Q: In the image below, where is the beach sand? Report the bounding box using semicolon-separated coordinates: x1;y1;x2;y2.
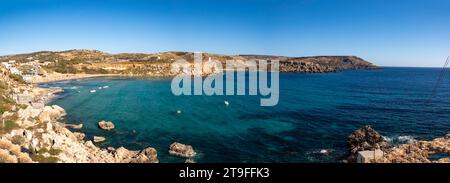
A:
31;73;124;83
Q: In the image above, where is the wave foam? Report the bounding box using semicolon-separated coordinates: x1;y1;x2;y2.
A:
397;135;416;144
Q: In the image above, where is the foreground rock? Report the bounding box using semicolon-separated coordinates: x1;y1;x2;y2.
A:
17;105;66;128
0;138;34;163
169;142;196;158
380;134;450;163
98;120;115;131
0;65;160;163
347;126;389;163
347;126;450;163
2;123;159;163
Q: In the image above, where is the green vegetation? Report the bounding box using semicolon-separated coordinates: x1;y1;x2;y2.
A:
17;65;33;72
0;103;9;114
130;58;173;64
37;147;62;156
9;73;25;83
0;80;11;115
81;67;109;74
31;154;59;163
42;59;81;74
0;95;15;115
0;96;11;114
31;147;62;163
11;135;25;145
0;80;7;90
0;120;19;134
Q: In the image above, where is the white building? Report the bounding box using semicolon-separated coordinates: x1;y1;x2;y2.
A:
12;93;33;105
22;76;33;83
2;62;11;69
41;61;52;66
10;67;22;75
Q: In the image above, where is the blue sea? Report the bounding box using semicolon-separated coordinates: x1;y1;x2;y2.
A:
40;67;450;163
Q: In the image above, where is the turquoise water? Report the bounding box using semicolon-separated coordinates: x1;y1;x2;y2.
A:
41;67;450;162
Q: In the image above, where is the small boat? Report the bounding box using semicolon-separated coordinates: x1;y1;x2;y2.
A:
90;90;96;93
224;100;229;106
176;110;182;114
319;149;332;155
103;86;109;89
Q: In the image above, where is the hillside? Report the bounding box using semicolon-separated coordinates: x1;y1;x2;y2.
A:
0;50;379;80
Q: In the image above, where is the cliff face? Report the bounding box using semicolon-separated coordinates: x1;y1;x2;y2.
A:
240;55;378;73
280;56;378;73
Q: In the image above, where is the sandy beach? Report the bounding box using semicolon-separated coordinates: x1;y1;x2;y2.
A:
31;73;124;83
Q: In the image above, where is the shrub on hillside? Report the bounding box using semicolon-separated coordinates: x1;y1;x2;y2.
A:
9;74;25;83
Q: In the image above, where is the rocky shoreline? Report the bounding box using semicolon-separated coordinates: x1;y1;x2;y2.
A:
1;66;198;163
1;61;448;163
347;126;450;163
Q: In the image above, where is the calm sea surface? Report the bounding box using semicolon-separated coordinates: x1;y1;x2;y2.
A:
41;67;450;162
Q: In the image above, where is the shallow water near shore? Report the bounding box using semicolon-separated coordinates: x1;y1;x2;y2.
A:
40;67;450;162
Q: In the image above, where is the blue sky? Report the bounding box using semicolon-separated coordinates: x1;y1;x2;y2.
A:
0;0;449;67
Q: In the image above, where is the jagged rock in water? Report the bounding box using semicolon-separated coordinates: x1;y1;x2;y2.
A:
114;146;158;163
133;147;158;163
347;126;389;163
169;142;196;158
65;123;83;129
93;136;106;143
98;120;115;131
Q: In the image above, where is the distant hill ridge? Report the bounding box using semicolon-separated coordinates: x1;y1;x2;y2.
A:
0;49;378;74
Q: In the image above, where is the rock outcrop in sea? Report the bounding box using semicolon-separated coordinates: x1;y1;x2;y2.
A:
169;142;196;158
113;146;158;163
347;126;389;163
93;136;106;143
98;120;115;131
